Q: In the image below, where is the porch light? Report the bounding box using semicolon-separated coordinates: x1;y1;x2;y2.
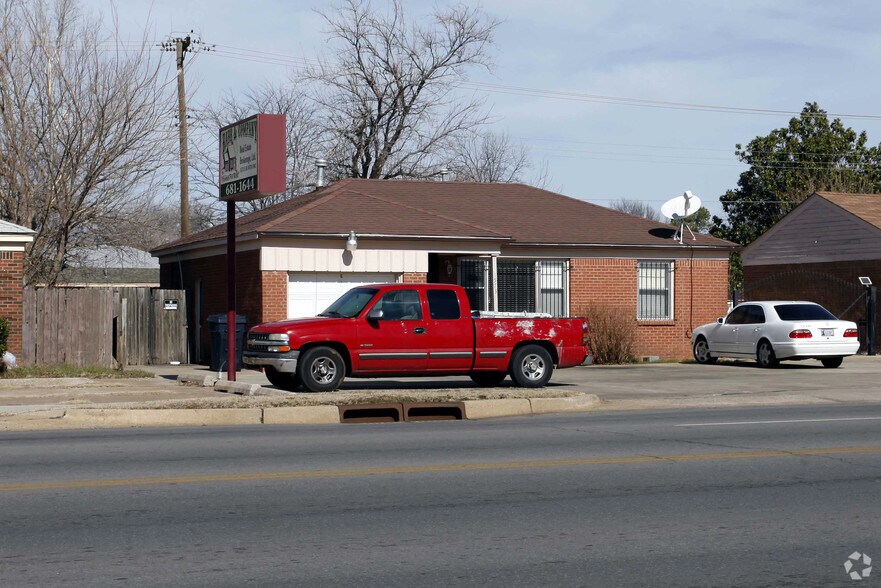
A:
345;230;358;252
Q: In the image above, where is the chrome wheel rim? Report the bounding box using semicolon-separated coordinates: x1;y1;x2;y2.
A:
311;357;337;384
758;344;772;366
521;354;546;381
695;340;710;362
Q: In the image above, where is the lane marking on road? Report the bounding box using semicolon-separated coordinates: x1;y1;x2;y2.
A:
4;445;881;493
675;417;881;427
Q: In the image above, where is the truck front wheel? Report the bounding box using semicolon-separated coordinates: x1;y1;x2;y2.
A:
264;367;301;392
510;345;554;387
298;346;346;392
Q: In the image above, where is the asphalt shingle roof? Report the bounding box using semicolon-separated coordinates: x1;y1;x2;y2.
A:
816;192;881;230
0;219;36;235
154;179;736;253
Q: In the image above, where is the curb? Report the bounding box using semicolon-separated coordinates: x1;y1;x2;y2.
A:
178;374;217;388
0;394;603;431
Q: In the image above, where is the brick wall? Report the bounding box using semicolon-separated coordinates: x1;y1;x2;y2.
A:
403;272;428;283
745;260;880;347
569;257;729;360
0;251;25;356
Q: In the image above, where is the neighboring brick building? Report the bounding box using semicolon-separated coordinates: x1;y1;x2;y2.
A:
743;192;881;348
153;179;735;362
0;220;35;357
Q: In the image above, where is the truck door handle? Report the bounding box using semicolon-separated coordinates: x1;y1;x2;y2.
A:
413;327;426;334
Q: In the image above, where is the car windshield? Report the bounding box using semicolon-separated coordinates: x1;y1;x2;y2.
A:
318;287;378;318
774;303;838;321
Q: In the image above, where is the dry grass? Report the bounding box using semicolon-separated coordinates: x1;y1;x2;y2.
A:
0;365;154;380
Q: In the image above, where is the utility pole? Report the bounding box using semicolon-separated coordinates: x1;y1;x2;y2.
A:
176;35;191;237
161;32;212;237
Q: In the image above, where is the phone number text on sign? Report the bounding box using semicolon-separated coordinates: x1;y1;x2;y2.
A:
223;176;256;198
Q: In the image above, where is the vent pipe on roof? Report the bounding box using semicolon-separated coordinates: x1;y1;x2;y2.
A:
316;158;328;187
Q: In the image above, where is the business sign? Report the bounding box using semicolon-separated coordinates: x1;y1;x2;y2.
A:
219;114;286;201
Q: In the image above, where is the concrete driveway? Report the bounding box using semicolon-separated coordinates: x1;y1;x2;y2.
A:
550;355;881;410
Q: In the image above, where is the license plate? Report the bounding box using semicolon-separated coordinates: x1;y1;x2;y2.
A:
821;328;834;337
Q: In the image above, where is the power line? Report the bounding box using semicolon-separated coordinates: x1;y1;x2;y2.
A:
103;40;881;125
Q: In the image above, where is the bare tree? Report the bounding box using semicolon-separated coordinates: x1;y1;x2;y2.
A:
304;0;498;180
190;82;325;220
609;198;662;222
447;131;531;183
0;0;174;285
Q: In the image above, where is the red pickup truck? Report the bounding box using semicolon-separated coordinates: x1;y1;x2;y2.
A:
243;283;588;392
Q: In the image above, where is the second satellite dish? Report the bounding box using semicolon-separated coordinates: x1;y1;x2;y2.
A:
661;190;701;244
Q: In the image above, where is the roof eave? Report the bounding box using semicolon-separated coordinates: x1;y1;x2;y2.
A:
505;241;739;251
257;231;510;241
152;231;510;258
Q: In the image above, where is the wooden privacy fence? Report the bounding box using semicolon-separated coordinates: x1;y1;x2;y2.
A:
21;287;188;367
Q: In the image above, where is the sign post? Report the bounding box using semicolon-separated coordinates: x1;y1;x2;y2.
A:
218;114;286;381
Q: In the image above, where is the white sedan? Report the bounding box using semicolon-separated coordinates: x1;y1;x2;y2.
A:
691;301;860;368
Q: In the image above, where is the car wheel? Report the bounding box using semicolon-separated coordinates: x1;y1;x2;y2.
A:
298;346;346;392
264;366;301;391
692;337;717;364
821;357;843;369
470;372;507;387
510;345;554;388
756;340;779;368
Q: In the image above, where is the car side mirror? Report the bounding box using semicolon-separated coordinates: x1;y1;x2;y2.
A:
367;308;384;321
717;317;724;324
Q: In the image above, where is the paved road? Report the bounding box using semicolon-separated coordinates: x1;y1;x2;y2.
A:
3;404;881;586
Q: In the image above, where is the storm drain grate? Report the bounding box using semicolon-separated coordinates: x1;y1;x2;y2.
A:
338;403;402;423
403;402;465;421
338;402;467;423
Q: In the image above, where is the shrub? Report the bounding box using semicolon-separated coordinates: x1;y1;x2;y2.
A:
584;306;637;365
0;317;8;372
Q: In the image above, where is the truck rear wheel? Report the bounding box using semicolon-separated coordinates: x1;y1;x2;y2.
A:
510;345;554;388
264;367;301;392
470;372;507;387
298;346;346;392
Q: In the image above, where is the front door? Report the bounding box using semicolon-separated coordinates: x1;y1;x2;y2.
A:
355;288;428;373
714;305;748;353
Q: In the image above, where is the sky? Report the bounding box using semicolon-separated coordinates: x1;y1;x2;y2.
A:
83;0;881;220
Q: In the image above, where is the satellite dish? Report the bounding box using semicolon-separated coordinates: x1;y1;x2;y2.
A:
660;190;701;243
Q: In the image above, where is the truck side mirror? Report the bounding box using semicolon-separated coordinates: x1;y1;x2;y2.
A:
717;317;724;324
367;308;384;321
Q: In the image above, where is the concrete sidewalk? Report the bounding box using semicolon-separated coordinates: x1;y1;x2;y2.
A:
1;356;879;430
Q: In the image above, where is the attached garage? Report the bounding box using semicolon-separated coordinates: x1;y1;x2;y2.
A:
287;272;398;318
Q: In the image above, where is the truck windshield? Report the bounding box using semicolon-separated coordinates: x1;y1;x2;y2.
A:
319;288;378;318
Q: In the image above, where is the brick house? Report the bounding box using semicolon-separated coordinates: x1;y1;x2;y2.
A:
153;179;736;362
742;191;881;347
0;220;35;357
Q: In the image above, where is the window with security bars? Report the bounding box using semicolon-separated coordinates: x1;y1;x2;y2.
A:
637;261;673;320
497;260;535;312
458;258;491;312
457;258;567;316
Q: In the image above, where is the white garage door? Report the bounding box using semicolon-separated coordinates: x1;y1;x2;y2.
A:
287;272;398;319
